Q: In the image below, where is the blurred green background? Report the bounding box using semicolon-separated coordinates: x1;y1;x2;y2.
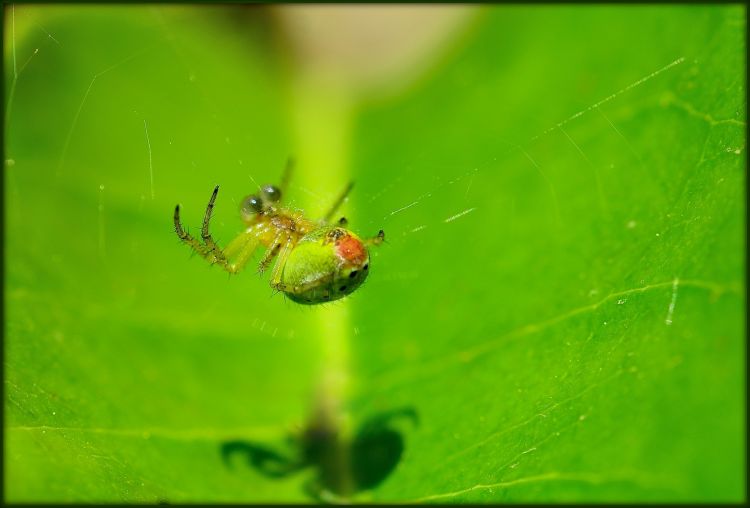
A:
3;4;745;503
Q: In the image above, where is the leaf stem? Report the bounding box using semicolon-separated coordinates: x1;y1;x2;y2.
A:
287;75;356;498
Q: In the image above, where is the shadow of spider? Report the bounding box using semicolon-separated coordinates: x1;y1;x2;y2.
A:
220;407;418;502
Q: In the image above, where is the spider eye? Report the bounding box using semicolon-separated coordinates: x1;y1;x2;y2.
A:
241;195;264;215
261;184;282;202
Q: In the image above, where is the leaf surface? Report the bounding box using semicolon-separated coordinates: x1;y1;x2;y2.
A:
4;5;744;502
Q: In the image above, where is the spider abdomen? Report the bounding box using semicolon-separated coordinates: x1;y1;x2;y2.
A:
281;226;370;305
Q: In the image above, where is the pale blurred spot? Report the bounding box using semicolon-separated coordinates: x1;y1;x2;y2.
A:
274;5;477;97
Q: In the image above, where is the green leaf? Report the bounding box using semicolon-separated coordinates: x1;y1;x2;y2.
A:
5;5;744;503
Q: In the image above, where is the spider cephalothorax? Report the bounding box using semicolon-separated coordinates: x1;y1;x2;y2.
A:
174;161;384;304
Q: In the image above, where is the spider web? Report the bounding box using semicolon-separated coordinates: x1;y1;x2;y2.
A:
4;4;745;503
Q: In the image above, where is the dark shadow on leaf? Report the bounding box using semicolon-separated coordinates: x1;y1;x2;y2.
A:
220;406;418;501
221;441;304;478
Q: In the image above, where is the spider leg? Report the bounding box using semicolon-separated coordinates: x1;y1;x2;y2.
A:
257;232;285;275
175;187;252;274
201;185;227;264
174;204;223;264
364;229;385;246
269;235;296;290
224;228;257;259
228;235;260;274
322;182;354;223
279;157;294;195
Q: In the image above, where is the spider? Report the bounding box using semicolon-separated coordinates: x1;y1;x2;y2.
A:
173;160;385;305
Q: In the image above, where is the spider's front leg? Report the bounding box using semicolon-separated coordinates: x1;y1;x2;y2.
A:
174;200;225;268
223;230;261;275
174;204;208;259
175;186;257;274
200;185;227;264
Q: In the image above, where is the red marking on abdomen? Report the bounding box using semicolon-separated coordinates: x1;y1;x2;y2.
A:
336;235;367;265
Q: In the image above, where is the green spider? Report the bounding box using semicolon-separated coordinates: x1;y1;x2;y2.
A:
173;161;384;304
